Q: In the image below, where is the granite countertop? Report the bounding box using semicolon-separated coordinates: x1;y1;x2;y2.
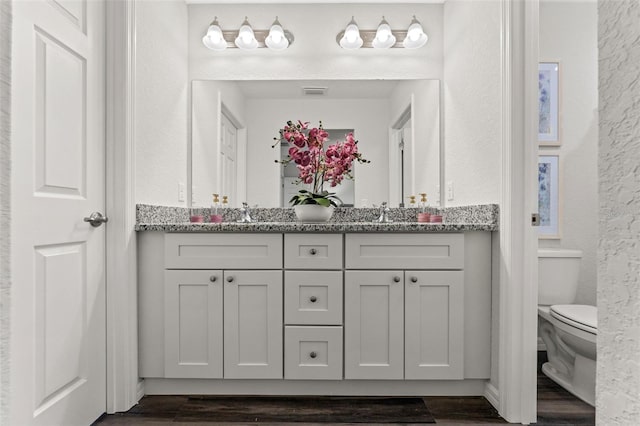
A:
135;221;496;233
134;204;499;233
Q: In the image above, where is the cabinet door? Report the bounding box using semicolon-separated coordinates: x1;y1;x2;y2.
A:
224;270;283;379
344;271;404;379
405;271;464;379
164;270;223;378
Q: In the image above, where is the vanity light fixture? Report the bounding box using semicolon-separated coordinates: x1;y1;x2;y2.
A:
336;15;428;49
202;17;227;51
235;17;258;50
402;15;428;49
202;16;294;51
338;17;363;50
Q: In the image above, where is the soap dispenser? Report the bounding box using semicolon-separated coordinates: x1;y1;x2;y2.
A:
221;195;229;218
210;193;222;223
407;195;416;208
418;193;430;223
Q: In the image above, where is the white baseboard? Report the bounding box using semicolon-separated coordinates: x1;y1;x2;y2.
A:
537;337;546;351
484;382;500;411
136;379;145;403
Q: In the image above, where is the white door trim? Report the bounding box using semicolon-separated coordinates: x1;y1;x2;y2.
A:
105;0;141;413
496;0;539;423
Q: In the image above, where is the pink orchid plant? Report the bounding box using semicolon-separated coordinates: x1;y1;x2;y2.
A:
275;120;369;207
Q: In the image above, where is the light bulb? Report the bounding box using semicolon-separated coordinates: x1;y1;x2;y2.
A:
402;16;428;49
372;17;396;49
265;17;291;50
209;30;221;43
409;27;421;41
202;18;227;51
346;25;358;43
235;17;258;50
338;17;362;50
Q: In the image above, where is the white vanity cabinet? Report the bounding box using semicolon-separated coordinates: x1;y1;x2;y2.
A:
138;230;492;395
344;234;465;380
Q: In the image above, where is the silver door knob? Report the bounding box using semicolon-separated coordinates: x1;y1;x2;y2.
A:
309;351;317;359
210;276;217;282
393;276;401;283
310;296;317;303
226;276;234;283
410;277;418;283
309;248;317;255
83;212;108;227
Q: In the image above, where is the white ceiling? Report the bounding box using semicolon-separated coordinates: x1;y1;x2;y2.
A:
234;79;403;99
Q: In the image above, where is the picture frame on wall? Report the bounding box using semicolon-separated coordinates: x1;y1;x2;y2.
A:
538;62;561;145
538;154;561;239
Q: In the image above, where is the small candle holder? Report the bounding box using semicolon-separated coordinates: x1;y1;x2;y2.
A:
189;208;204;223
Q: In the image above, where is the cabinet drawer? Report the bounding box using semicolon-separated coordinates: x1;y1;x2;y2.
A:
284;326;343;380
165;233;282;269
345;233;464;270
284;271;342;325
284;234;342;269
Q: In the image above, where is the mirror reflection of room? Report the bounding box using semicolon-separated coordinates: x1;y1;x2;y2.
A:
190;80;441;208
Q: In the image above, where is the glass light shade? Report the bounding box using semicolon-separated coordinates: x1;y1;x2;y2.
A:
372;18;396;49
339;18;363;49
265;17;289;50
234;17;258;50
202;19;227;51
402;17;428;49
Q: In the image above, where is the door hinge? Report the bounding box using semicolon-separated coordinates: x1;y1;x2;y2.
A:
531;213;540;227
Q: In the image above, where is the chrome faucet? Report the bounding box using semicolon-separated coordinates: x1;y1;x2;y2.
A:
238;202;252;223
377;202;392;223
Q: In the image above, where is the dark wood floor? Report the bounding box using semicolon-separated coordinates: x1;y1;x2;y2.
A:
94;353;595;425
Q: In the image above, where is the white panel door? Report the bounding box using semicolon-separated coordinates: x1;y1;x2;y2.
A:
164;270;223;378
344;271;404;380
220;112;237;205
10;1;106;425
405;271;464;379
224;270;283;379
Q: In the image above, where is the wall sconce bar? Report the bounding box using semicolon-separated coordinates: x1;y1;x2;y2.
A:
336;15;428;50
203;16;294;50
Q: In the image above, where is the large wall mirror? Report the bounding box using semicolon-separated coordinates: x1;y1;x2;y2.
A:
190;79;441;208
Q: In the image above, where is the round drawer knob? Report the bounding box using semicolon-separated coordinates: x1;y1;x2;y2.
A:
226;276;234;283
209;275;217;282
309;351;317;359
410;277;418;283
309;248;317;255
393;276;401;283
310;296;317;303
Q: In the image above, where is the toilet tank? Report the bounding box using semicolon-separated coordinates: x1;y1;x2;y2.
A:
538;248;582;305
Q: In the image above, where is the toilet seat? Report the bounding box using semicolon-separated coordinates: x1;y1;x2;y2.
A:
550;304;597;335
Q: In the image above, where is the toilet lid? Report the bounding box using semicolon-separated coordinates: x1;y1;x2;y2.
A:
550;304;597;334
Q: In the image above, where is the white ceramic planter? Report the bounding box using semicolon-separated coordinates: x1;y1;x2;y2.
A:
294;204;335;223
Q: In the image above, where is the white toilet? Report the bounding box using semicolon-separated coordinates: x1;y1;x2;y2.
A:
538;248;597;406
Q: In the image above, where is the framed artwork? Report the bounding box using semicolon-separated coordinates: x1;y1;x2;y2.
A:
538;62;560;145
538;154;561;239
